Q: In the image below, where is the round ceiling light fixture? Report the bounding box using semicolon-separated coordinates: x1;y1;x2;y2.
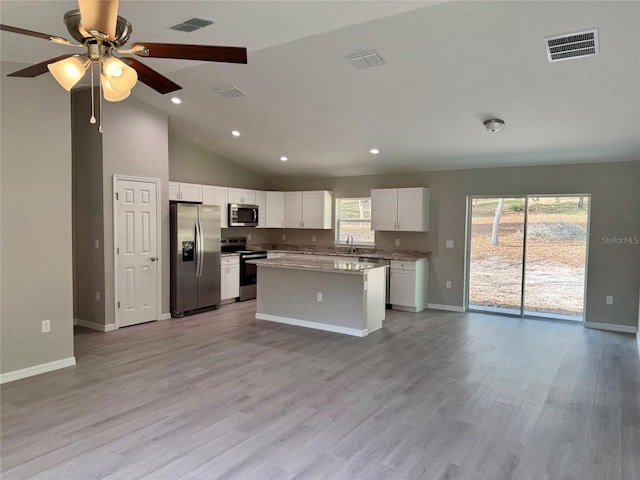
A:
280;156;288;162
170;97;182;104
484;119;505;133
231;130;241;137
369;148;380;155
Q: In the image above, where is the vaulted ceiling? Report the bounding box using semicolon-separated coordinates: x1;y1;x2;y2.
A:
2;1;639;177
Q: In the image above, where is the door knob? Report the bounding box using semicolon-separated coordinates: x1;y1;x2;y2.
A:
149;257;158;261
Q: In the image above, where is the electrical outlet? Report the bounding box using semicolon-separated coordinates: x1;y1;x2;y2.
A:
606;296;613;305
42;320;51;333
446;281;452;289
282;234;286;241
395;239;400;247
446;240;454;248
312;235;317;242
247;233;252;241
317;292;323;302
95;291;100;302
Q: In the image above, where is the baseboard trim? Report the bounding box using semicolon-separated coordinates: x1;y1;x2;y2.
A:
0;357;76;384
75;319;117;332
428;303;465;313
585;322;637;334
256;313;368;337
159;313;171;321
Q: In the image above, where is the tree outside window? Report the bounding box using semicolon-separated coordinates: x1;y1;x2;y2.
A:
335;198;374;245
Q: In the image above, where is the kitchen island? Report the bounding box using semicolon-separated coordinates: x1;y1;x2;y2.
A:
248;257;388;337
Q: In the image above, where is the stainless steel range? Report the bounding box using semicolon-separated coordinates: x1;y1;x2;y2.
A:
221;237;267;301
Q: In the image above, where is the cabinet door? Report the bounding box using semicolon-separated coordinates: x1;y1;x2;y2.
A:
371;189;399;231
255;191;266;228
228;188;256;205
179;183;203;203
220;265;228;300
302;191;331;229
202;185;215;205
228;188;244;205
390;269;416;306
266;191;284;228
242;189;256;205
284;192;303;228
214;186;228;228
168;181;180;201
228;264;240;298
397;188;427;231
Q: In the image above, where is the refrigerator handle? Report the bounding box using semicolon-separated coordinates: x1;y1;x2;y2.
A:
195;220;202;277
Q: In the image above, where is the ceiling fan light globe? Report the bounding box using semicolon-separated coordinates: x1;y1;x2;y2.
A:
101;75;130;102
102;57;137;91
47;55;89;91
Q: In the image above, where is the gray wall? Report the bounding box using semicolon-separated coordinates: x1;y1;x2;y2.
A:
169;133;270;190
270;161;640;328
102;97;170;320
1;62;75;374
72;89;105;325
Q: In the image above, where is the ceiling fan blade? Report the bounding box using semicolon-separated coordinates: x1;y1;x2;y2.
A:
120;57;182;94
6;54;76;78
77;0;119;40
131;43;247;64
1;24;72;44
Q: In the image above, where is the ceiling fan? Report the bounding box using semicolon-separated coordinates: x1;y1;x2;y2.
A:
1;0;247;127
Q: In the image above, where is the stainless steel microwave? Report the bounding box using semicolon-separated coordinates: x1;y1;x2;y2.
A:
228;204;259;227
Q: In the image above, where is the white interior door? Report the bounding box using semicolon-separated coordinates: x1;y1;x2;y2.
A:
116;178;159;327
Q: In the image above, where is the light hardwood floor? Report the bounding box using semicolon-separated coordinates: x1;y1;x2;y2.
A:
1;302;639;480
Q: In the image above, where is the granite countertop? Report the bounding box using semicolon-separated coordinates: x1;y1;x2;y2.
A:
247;244;431;261
247;257;389;273
221;252;240;257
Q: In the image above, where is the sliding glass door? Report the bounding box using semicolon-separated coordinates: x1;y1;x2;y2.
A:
466;195;589;322
468;197;526;315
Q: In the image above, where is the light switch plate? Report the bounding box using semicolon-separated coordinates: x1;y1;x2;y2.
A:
446;240;454;248
606;296;613;305
312;235;317;242
395;239;400;247
446;281;452;289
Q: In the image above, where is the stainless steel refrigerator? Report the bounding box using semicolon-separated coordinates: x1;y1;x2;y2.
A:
170;203;221;317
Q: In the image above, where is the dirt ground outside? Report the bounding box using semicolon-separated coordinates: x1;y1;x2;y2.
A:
469;197;588;318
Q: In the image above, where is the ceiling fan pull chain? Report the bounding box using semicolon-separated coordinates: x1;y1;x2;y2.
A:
98;73;104;134
89;62;97;125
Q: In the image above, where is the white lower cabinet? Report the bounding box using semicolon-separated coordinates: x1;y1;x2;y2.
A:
221;256;240;301
390;259;428;312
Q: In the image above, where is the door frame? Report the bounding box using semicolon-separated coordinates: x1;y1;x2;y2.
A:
464;194;591;323
112;175;162;329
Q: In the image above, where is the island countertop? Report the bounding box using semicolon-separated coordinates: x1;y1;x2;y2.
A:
248;257;388;273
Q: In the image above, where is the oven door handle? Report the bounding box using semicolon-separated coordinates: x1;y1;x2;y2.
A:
241;254;267;260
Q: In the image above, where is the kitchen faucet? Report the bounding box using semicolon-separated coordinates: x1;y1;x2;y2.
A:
347;235;356;254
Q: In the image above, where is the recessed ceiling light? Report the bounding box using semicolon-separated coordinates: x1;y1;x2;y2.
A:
369;148;380;155
280;156;288;162
231;130;241;137
170;97;182;104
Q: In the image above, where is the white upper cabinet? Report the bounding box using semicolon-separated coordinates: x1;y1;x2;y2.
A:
202;185;229;228
371;187;430;231
266;191;285;228
302;191;332;229
168;182;203;203
284;191;332;229
228;188;256;205
284;192;303;228
255;190;267;228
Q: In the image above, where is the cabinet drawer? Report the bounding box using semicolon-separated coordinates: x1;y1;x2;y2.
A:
390;260;417;270
221;256;239;266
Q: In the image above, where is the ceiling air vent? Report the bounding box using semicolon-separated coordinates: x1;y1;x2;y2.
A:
214;85;247;99
545;29;599;62
346;50;386;70
166;17;215;33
